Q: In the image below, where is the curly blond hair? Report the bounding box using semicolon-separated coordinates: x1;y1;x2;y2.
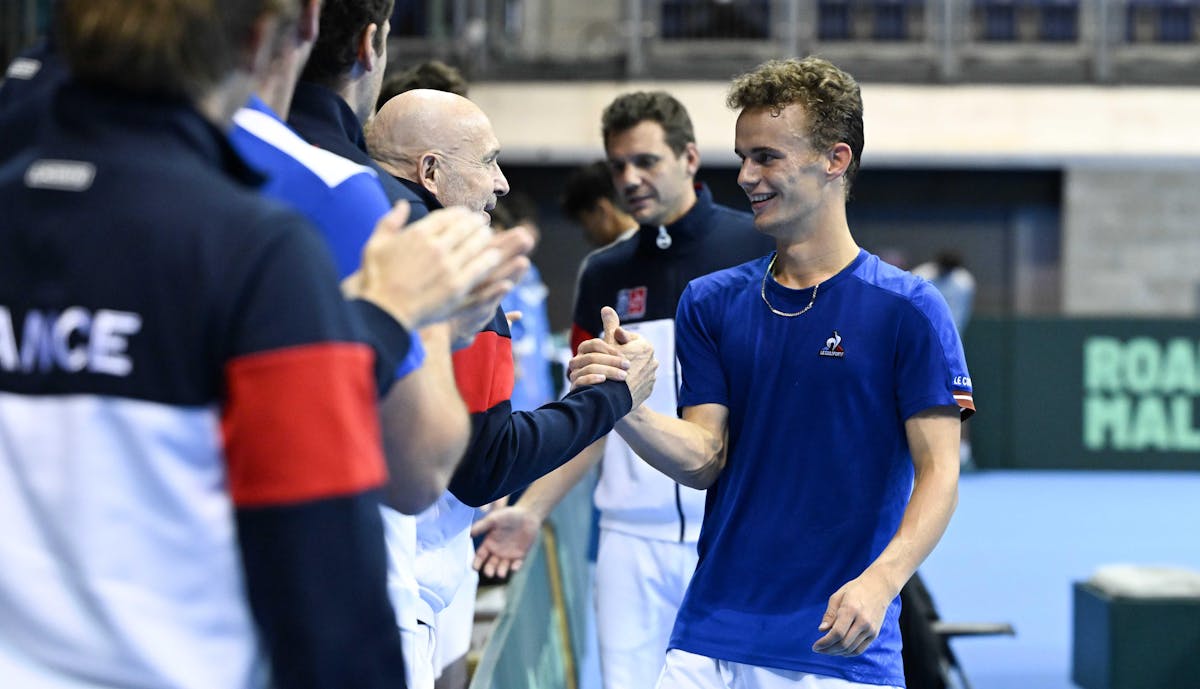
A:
727;57;864;196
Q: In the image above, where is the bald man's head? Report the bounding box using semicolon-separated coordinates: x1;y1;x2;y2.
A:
367;88;510;214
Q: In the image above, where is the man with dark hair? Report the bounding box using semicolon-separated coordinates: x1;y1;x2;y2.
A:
0;1;494;687
287;0;407;201
377;59;469;111
561;160;638;248
600;90;697;158
472;90;771;689
571;57;971;689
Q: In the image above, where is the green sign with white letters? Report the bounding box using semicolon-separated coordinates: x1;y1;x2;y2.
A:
967;319;1200;470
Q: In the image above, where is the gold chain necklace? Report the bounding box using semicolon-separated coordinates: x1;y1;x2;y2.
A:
760;253;818;317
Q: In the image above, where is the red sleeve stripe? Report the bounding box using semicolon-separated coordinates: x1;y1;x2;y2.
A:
569;323;596;356
221;343;387;507
452;330;515;415
954;389;976;418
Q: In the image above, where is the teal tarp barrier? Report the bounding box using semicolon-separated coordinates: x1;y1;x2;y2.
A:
470;468;599;689
469;536;568;689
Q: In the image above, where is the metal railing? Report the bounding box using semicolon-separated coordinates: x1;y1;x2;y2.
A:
391;0;1200;83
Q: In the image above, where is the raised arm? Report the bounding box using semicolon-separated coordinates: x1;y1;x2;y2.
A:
612;402;728;490
348;205;535;512
812;406;961;657
444;305;656;507
568;307;729;490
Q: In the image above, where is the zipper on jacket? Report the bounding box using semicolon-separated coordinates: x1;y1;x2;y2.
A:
675;483;686;542
655;225;672;250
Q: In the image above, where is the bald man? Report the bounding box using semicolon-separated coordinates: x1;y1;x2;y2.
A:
368;89;508;224
365;89;658;687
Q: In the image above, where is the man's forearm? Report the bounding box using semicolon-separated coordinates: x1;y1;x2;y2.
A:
379;323;469;514
513;438;607;520
862;412;960;595
614;405;725;490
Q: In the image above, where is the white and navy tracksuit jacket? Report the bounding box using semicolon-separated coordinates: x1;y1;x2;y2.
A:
0;82;410;689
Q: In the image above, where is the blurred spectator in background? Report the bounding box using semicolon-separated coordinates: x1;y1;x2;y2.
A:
495;193;557;412
912;250;975;335
913;250;977;469
378;59;469;111
562;160;639;248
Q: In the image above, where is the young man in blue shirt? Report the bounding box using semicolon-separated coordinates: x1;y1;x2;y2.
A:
572;57;973;689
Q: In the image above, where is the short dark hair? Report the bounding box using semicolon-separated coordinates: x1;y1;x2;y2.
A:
561;161;618;220
300;0;394;87
376;59;468;109
601;91;695;156
727;56;864;196
58;0;292;101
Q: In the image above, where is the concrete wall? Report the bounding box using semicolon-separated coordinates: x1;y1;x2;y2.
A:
472;81;1200;166
473;81;1200;318
1063;167;1200;316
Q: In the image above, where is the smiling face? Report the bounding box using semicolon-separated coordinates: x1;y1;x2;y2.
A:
734;103;838;237
432;112;510;215
604;120;698;228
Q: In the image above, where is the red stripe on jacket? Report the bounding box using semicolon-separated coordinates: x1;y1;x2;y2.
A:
453;329;515;415
222;343;387;507
569;323;596;356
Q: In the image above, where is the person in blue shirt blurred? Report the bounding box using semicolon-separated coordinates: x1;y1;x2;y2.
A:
493;195;557;413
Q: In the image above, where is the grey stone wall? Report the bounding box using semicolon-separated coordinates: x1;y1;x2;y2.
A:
1064;167;1200;316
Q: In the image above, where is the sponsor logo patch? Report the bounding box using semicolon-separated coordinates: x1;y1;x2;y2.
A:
615;286;648;320
818;330;846;358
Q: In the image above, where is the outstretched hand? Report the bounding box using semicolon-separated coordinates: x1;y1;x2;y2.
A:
470;505;541;580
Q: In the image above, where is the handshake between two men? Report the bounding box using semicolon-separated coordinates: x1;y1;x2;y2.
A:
569;306;658;410
342;200;658;405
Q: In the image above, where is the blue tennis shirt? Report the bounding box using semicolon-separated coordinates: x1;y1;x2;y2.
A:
671;249;974;686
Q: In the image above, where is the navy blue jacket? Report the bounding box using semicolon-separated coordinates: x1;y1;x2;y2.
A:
0;82;407;689
287;81;409;203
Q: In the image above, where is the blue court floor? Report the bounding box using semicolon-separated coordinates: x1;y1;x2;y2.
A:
920;470;1200;689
